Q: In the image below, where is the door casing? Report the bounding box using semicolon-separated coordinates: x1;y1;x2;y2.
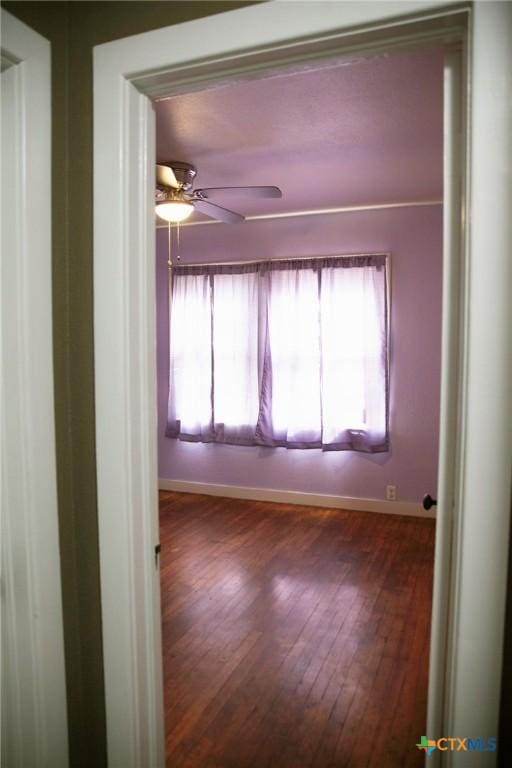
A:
93;2;512;766
1;10;68;768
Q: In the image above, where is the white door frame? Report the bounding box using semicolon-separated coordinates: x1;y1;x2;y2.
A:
1;10;69;768
93;2;512;766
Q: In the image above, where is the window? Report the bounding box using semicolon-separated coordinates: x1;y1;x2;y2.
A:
166;256;389;452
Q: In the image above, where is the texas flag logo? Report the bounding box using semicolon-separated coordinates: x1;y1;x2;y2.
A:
417;736;437;755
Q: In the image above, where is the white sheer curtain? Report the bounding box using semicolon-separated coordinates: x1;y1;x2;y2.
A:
167;256;389;452
167;273;212;438
212;271;260;440
261;267;322;443
167;267;260;443
319;264;388;449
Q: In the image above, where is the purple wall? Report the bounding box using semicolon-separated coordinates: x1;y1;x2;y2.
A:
156;205;442;502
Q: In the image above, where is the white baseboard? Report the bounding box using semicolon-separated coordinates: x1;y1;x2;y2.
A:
158;478;435;519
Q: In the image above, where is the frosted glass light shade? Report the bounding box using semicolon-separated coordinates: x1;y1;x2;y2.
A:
156;200;194;222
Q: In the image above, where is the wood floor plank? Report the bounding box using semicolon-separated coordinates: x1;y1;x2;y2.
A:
160;491;435;768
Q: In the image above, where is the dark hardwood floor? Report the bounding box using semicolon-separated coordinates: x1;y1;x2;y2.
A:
159;491;435;768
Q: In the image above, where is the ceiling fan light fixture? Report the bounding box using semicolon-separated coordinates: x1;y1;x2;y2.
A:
155;200;194;223
155;160;282;224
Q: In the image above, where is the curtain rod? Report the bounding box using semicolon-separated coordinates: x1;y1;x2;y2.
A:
170;251;390;268
157;199;442;229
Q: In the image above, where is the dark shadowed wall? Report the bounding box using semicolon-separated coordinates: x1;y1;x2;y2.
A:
1;3;258;766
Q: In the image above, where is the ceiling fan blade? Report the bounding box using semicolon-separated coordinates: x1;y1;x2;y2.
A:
195;185;282;199
156;164;179;189
193;198;244;224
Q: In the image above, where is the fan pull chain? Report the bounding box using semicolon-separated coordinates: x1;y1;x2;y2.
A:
167;221;181;269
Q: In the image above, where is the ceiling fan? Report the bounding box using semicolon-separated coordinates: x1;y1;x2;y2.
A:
155;161;282;224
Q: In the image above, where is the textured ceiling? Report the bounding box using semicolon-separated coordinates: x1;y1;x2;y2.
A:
155;47;444;223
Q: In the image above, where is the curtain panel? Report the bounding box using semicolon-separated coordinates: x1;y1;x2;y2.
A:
166;256;389;452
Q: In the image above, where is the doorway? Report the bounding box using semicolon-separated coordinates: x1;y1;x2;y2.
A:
154;44;443;766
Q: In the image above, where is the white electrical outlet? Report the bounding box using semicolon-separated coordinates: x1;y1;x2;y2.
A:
386;485;397;501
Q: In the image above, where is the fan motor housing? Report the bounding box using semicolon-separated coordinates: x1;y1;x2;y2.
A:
161;161;197;191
